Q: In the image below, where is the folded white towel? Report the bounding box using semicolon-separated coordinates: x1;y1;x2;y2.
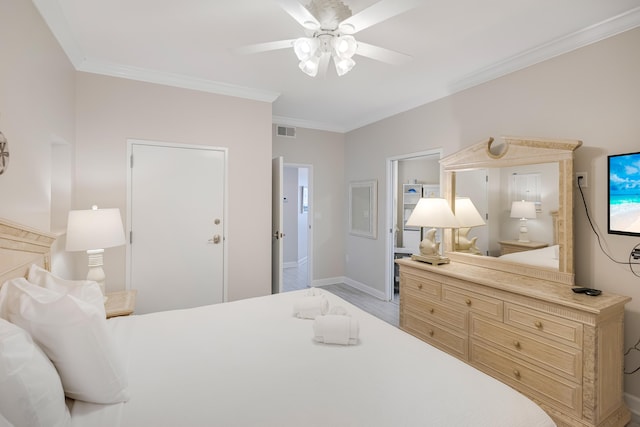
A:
293;295;329;319
313;314;359;346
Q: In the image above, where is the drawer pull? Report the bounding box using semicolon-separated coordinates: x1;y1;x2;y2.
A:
429;308;434;314
465;298;472;306
513;340;521;349
513;369;521;379
534;320;543;329
418;283;423;290
428;330;434;337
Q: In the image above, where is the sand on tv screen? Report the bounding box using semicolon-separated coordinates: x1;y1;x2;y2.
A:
608;151;640;236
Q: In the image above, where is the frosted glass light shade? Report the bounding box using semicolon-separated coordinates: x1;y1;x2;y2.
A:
406;198;460;229
66;207;126;252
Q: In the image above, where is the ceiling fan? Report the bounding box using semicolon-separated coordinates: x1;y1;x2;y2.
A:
234;0;422;77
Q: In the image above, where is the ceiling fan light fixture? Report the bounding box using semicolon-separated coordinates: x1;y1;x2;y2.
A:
293;37;318;61
299;55;320;77
334;56;355;76
332;35;357;59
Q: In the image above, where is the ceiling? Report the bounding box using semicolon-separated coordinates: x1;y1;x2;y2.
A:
34;0;640;133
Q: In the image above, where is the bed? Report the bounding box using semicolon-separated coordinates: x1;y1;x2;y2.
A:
498;244;559;269
0;217;555;427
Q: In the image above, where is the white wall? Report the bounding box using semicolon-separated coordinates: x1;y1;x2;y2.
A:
0;0;75;232
74;73;273;301
345;27;640;399
283;166;299;265
273;126;345;282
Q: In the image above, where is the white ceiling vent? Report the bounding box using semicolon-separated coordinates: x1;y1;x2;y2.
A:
276;125;296;138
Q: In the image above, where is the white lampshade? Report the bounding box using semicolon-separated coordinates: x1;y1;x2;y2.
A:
406;198;460;229
455;197;485;228
510;200;536;220
66;207;126;252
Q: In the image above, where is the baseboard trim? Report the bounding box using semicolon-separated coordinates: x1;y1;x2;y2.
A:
625;393;640;423
313;276;387;301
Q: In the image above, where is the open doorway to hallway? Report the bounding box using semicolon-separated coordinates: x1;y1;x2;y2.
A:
282;164;312;292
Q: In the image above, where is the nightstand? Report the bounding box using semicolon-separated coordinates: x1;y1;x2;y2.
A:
498;240;548;255
105;290;137;318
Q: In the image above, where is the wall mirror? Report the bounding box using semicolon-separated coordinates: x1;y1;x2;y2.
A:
349;180;377;239
441;136;582;285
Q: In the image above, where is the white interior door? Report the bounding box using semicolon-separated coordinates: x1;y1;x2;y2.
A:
128;141;226;314
272;156;283;294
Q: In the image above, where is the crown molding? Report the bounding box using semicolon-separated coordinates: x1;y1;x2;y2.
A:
77;58;280;103
449;6;640;94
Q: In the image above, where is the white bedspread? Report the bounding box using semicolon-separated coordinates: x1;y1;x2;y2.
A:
499;244;559;270
70;290;555;427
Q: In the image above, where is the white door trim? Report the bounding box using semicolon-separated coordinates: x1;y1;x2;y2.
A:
125;138;229;302
385;149;442;301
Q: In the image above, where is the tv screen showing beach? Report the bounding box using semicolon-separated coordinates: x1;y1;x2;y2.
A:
608;151;640;236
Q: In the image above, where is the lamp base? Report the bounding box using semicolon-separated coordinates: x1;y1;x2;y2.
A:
411;254;450;265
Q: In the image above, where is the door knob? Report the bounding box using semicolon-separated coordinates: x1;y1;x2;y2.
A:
208;235;221;244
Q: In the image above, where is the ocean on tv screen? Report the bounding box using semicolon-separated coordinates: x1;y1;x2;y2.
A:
609;152;640;234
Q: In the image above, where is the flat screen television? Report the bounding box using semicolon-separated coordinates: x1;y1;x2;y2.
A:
608;151;640;236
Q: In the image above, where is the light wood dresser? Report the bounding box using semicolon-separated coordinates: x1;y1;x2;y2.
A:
397;258;631;427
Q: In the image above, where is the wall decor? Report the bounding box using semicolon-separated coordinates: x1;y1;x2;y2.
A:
349;180;377;239
0;131;8;175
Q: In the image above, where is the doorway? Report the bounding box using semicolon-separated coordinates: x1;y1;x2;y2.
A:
282;164;312;292
126;140;227;314
386;150;442;302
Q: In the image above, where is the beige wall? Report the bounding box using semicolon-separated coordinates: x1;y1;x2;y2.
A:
75;73;273;301
0;0;75;231
346;27;640;398
273;126;346;282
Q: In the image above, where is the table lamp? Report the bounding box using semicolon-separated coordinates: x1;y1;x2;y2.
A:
405;197;459;265
454;197;485;255
510;200;536;242
66;206;126;295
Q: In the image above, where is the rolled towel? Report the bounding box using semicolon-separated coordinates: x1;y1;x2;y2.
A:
313;315;359;345
293;295;329;319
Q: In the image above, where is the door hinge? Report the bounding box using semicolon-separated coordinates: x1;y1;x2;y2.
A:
130;154;133;168
129;231;133;244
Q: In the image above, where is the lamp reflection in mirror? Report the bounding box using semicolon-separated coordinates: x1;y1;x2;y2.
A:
405;198;459;265
66;206;126;295
510;200;537;243
454;197;485;255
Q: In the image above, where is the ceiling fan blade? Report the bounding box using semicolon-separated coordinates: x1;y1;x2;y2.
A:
317;52;331;78
274;0;320;30
355;42;412;65
339;0;422;34
232;39;296;55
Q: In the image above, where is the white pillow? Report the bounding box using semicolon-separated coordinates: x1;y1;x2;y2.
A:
0;278;129;404
27;264;106;318
0;318;70;427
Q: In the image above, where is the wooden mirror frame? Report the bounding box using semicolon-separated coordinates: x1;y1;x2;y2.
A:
441;136;582;285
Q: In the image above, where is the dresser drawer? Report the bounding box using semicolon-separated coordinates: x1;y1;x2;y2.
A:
402;312;468;360
471;341;582;417
471;315;582;381
404;294;467;331
401;272;441;299
504;303;583;348
442;285;503;320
